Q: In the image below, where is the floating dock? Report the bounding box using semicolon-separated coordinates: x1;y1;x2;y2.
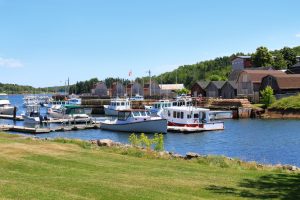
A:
0;123;100;134
0;114;24;121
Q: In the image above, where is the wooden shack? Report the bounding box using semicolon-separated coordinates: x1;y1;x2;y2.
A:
205;81;226;98
191;81;209;97
220;81;237;99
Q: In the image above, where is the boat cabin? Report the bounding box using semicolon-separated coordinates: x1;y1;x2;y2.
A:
109;98;131;109
162;106;211;127
117;110;151;121
25;105;40;117
63;105;86;115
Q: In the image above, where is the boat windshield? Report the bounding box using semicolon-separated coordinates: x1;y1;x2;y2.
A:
118;111;131;120
65;108;85;115
132;111;141;117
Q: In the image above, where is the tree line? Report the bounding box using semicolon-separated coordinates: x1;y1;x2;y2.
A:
2;46;299;94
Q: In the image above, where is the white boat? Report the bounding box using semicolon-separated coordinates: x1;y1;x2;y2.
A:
22;105;41;124
100;110;167;133
129;94;144;101
0;93;14;115
161;106;224;132
145;98;192;116
104;98;131;116
48;105;91;122
23;95;38;107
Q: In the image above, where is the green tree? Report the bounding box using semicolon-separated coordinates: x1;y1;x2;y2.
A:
208;74;222;81
251;46;273;67
260;86;276;108
272;53;287;70
279;47;297;68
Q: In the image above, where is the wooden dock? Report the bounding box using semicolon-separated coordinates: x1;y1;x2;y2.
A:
0;123;100;134
0;114;24;121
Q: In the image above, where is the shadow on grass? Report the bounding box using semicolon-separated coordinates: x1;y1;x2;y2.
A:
206;173;300;199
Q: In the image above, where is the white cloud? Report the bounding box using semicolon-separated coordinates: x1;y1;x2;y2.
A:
296;33;300;38
0;57;24;68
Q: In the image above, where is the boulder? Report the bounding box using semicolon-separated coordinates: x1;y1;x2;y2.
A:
90;140;97;145
186;152;200;159
97;139;114;147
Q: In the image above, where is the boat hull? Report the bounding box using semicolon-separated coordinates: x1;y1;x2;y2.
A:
23;116;40;124
0;107;14;115
167;121;224;133
100;119;167;133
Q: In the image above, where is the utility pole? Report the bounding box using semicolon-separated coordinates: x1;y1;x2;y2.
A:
176;69;178;84
147;70;152;96
67;77;70;94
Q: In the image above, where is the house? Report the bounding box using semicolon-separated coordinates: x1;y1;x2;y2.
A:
110;82;125;97
231;56;253;71
143;82;161;97
205;81;226;98
220;81;237;99
236;70;286;103
191;81;209;97
260;74;300;98
159;84;184;96
126;82;143;97
286;62;300;74
91;82;108;97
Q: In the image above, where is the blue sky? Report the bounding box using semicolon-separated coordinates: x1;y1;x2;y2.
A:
0;0;300;87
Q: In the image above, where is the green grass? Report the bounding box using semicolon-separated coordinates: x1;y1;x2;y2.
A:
0;133;299;200
269;94;300;110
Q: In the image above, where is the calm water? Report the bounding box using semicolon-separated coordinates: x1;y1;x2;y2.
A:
2;95;300;166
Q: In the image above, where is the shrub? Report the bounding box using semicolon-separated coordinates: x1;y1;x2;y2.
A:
260;86;276;108
128;133;164;152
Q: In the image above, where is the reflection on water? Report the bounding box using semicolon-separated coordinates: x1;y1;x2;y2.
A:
1;95;300;167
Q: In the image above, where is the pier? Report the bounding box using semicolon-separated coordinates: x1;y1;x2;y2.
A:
0;114;24;121
0;123;100;134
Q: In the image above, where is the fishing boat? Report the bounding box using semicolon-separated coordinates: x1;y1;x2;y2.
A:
145;98;192;116
48;105;91;122
129;94;144;101
104;98;131;116
161;106;224;132
100;109;167;133
0;93;14;115
22;105;42;124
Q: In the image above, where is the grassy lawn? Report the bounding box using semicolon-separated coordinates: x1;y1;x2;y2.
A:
270;94;300;110
0;132;299;200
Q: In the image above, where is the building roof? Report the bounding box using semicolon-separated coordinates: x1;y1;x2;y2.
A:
209;81;226;89
236;56;251;59
196;81;210;89
228;70;242;81
226;81;237;89
239;70;286;83
264;74;300;89
159;84;184;90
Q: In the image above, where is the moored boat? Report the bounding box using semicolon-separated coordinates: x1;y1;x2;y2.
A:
22;105;42;124
161;106;224;132
48;105;91;122
0;93;14;115
104;98;131;116
100;109;167;133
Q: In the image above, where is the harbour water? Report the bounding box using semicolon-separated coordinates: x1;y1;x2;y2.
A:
1;95;300;166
